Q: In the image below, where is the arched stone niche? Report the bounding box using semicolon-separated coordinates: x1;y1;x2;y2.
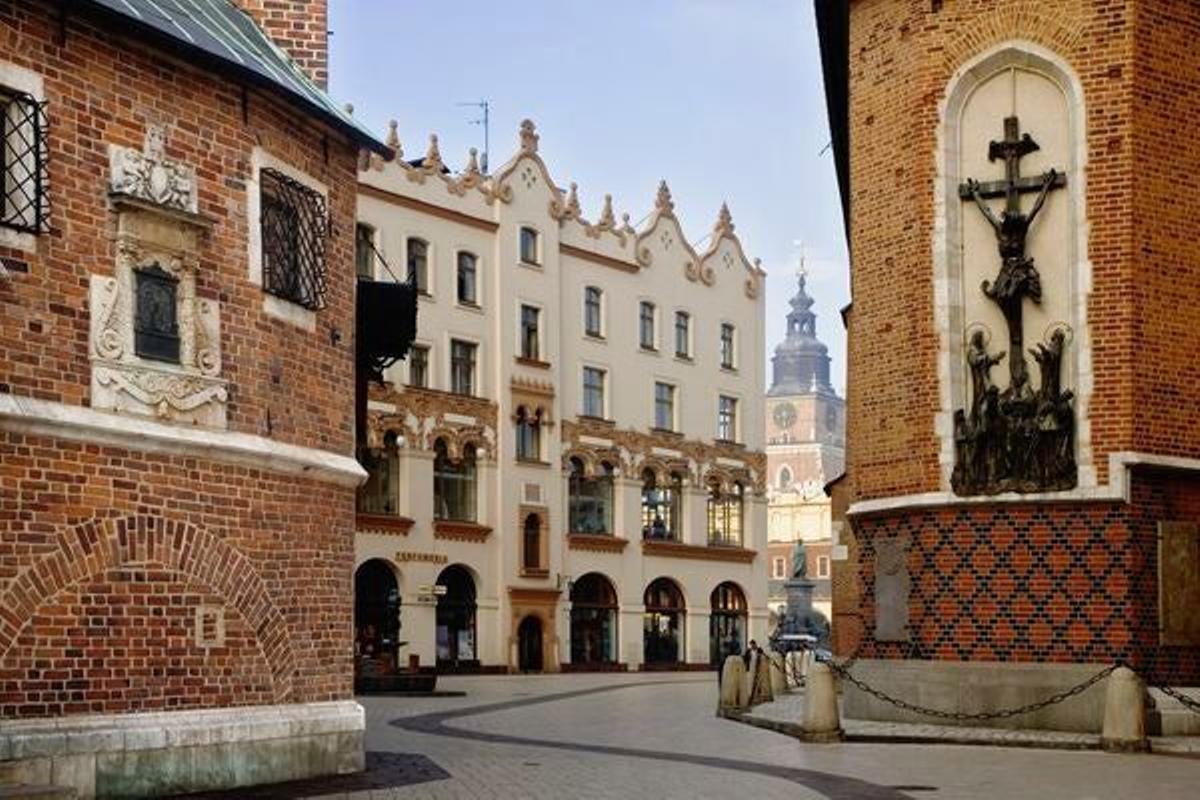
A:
934;41;1093;493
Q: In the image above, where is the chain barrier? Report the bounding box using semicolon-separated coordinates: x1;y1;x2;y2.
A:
1153;682;1200;716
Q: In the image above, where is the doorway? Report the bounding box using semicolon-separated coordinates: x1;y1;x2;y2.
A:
517;615;543;672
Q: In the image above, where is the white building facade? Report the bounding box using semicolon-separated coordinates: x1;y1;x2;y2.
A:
353;120;769;674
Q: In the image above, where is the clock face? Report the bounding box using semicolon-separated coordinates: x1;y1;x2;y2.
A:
773;402;796;430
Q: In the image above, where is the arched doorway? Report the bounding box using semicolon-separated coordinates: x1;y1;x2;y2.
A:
570;573;618;666
517;615;543;672
709;582;747;665
354;559;401;679
436;564;477;668
643;577;685;666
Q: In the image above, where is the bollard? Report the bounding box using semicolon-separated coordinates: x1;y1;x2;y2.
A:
748;650;774;706
719;654;747;712
1101;666;1149;752
768;650;787;696
802;660;844;742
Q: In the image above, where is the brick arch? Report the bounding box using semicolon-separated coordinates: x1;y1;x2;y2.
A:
935;3;1088;80
0;514;297;703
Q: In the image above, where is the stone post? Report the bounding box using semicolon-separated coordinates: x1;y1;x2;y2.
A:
719;654;747;711
802;660;843;742
1101;666;1149;752
769;650;788;696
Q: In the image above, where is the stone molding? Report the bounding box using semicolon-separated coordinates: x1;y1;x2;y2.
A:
367;383;497;461
566;533;629;553
0;393;367;487
355;513;415;536
846;450;1200;517
432;520;492;542
641;540;757;564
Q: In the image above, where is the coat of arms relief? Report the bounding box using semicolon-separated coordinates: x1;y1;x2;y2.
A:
89;125;228;427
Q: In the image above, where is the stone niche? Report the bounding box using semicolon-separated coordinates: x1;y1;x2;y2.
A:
90;126;227;427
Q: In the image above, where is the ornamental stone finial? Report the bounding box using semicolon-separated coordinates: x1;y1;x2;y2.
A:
565;182;581;216
464;147;481;177
424;134;443;171
599;194;616;227
714;202;735;236
621;212;635;234
655;179;674;214
385;119;400;151
519;119;539;154
343;103;354;116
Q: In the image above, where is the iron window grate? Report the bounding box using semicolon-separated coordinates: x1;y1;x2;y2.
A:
260;167;328;310
1;89;49;235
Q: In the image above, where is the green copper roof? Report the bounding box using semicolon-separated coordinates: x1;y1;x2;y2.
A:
79;0;387;154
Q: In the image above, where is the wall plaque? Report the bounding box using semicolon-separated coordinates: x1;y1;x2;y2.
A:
874;535;910;642
1159;521;1200;646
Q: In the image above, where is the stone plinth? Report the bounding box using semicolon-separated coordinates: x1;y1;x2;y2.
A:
0;701;364;799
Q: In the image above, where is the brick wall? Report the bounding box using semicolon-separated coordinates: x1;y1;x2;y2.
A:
0;1;360;718
844;0;1138;501
237;0;329;87
0;431;356;717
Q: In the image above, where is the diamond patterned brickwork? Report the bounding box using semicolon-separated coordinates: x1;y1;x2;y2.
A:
853;471;1200;685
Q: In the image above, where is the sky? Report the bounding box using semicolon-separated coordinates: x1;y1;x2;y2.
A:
327;0;849;394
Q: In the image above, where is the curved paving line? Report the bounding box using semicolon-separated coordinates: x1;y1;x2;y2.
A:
390;679;913;800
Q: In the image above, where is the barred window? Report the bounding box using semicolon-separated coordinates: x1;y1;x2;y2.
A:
1;89;48;235
260;167;327;311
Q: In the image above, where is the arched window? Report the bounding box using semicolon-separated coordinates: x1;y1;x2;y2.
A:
570;573;618;665
354;559;401;680
568;457;614;535
406;237;428;293
641;469;682;541
643;577;685;665
778;466;792;490
709;582;747;665
358;430;400;515
707;479;744;547
436;564;476;665
515;406;541;462
522;513;542;570
433;438;477;522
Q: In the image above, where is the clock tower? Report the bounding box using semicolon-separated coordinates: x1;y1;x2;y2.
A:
764;269;845;627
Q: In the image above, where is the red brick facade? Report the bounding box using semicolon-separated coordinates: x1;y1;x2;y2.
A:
0;1;362;718
237;0;329;87
838;0;1200;683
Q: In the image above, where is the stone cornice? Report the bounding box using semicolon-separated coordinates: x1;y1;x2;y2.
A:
641;540;757;564
560;243;639;274
566;533;629;553
357;183;498;232
355;513;415;536
0;393;366;487
432;520;492;542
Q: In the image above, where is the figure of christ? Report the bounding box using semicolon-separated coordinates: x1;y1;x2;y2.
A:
966;168;1058;384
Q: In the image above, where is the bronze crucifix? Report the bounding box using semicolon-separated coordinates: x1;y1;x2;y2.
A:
960;115;1065;386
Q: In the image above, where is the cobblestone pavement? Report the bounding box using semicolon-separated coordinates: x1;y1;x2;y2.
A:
343;672;1200;800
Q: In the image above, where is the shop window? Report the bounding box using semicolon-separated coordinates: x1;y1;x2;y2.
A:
571;573;618;665
568;458;614;535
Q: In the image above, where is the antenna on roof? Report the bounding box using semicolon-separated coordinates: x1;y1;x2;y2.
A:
457;100;490;174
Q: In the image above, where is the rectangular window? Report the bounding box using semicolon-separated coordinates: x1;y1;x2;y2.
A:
133;264;180;363
583;367;606;418
654;382;675;431
520;226;539;264
773;557;785;579
720;323;736;369
457;252;477;304
520;304;540;360
260;167;327;310
451;339;476;395
407;238;429;294
584;286;603;338
0;88;48;235
408;345;429;388
355;223;374;279
818;555;831;579
674;311;690;358
718;395;738;441
639;301;656;350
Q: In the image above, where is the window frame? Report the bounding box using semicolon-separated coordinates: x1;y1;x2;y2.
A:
433;438;477;522
568;458;615;535
259;166;328;311
654;381;676;432
515;405;542;462
674;310;691;359
450;338;478;396
817;555;831;579
0;85;49;238
522;513;543;570
582;365;607;419
639;301;657;351
717;395;739;442
408;343;430;388
720;322;737;370
583;286;604;339
519;226;540;265
406;237;430;295
519;303;541;361
354;223;376;280
456;250;478;306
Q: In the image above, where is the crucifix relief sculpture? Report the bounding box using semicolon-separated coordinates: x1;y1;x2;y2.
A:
951;115;1077;495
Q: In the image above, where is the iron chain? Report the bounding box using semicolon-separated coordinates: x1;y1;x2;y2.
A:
1154;682;1200;716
